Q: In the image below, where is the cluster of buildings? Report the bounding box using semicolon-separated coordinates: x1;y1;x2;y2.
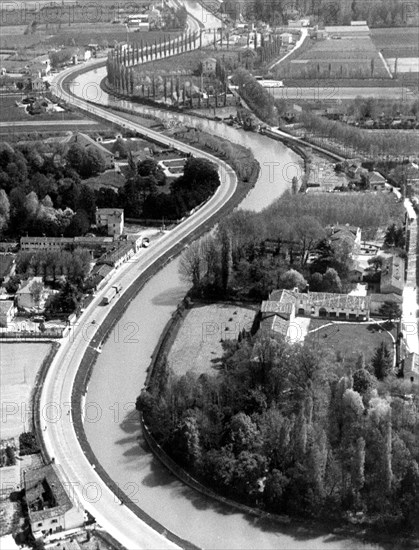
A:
310;21;370;40
260;222;407;342
0;207;149;330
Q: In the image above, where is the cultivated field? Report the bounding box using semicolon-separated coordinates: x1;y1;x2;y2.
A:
0;342;51;438
306;320;396;368
371;27;419;58
167;304;256;377
282;36;389;79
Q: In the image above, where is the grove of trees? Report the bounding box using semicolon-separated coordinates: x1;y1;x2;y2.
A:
178;191;404;300
138;333;419;534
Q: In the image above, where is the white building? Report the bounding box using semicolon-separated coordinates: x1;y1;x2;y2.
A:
95;208;124;236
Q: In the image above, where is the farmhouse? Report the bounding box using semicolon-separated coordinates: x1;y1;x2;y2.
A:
261;288;370;325
24;464;84;539
0;300;15;328
380;255;405;295
95;208;124;236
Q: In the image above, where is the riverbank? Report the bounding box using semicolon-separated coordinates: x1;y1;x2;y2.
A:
140;296;418;549
69;156;259;549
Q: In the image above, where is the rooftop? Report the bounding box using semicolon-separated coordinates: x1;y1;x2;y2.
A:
17;277;43;295
266;289;370;311
24;464;72;522
381;255;405;290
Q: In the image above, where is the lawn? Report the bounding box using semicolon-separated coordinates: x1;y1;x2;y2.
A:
84;170;126;191
167;303;256;377
306;320;396;368
0;342;52;439
0;94;88;123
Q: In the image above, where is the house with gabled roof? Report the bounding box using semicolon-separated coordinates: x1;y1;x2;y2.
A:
24;464;84;539
380;255;405;295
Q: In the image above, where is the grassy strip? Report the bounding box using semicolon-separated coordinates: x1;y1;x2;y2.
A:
31;342;60;463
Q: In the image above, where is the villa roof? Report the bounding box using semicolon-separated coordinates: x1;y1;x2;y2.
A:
266;288;370;311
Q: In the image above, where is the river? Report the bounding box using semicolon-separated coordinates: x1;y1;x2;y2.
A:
79;70;387;549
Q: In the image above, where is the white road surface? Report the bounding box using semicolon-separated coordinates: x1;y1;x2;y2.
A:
40;48;237;550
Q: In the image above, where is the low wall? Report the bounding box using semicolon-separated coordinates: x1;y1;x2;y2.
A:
31;342;60;463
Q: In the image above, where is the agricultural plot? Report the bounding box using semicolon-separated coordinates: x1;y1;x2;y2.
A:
0;343;51;438
284;36;390;79
167;304;256;377
371;27;419;78
371;27;419;58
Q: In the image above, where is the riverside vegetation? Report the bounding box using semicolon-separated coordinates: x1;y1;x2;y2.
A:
136;189;417;536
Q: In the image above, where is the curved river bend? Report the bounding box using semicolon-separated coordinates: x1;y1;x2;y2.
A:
78;69;387;549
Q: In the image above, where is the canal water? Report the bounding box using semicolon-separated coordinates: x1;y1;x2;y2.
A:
78;71;388;549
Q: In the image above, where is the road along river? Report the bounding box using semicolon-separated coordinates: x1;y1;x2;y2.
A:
74;69;391;549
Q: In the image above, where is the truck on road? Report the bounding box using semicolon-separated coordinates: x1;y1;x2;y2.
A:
103;283;123;305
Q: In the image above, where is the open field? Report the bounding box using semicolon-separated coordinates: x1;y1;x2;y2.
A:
0;22;179;49
84;170;126;191
167;303;256;377
0;342;51;438
306;320;396;368
371;27;419;58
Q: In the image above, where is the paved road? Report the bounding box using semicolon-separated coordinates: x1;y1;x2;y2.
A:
0;119;98;127
40;57;237;550
402;202;419;356
268;28;309;70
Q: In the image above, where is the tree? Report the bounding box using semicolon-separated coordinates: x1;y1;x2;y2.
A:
263;469;289;512
371;342;392;380
279;269;307;291
30;280;44;308
379;300;402;322
64;209;90;237
0;189;10;235
293;216;325;266
322;268;342;293
179;240;204;289
367;255;383;271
